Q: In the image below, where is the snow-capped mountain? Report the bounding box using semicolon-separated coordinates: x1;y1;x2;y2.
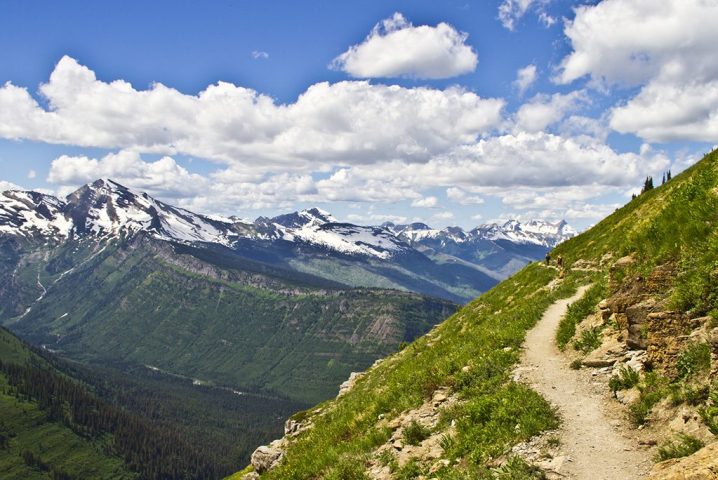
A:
1;179;242;246
388;219;576;249
0;179;413;260
1;179;576;300
472;219;577;247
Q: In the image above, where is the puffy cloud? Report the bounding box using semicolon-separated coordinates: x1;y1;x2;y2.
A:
514;90;587;132
498;0;551;31
513;64;537;96
251;51;269;60
331;13;477;79
0;56;503;168
411;196;438;208
47;150;208;199
557;0;718;142
27;170;36;179
558;0;718;86
446;187;484;205
432;211;454;221
610;80;718;143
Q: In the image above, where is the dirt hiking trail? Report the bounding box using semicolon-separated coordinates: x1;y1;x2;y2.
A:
520;285;652;479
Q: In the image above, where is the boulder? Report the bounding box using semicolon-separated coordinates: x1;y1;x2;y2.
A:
250;445;284;473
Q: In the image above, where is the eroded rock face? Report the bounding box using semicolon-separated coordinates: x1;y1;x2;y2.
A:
646;312;704;378
625;299;656;349
649;442;718;479
250;443;284;473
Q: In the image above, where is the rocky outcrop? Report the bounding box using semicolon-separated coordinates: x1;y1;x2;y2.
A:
250;441;285;473
649;442;718;479
338;371;365;397
646;312;703;378
366;388;457;478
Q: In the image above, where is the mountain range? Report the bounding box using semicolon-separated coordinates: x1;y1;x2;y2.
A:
0;178;575;303
0;178;575;475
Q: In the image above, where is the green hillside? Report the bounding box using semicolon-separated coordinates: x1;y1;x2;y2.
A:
4;238;455;404
236;150;718;478
0;328;135;480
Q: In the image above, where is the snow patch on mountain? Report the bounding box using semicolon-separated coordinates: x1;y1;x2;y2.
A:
0;178;576;261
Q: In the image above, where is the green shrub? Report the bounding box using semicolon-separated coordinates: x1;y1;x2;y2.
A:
402;421;431;446
573;327;603;353
493;456;546;479
670;384;709;406
325;455;369;480
676;343;711;379
395;459;422;480
609;366;640;393
656;434;704;461
700;385;718;434
629;373;669;426
556;282;606;349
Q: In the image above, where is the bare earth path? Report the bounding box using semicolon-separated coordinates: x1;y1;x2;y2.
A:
521;286;652;479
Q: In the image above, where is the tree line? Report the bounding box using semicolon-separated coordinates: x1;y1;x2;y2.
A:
0;358;233;479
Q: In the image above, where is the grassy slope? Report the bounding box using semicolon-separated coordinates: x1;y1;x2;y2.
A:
6;240;456;404
243;150;718;478
0;328;135;480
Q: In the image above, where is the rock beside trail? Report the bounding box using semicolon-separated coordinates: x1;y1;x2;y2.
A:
649;442;718;479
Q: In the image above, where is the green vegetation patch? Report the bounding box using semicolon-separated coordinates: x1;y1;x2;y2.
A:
556;281;606;350
656;434;704;462
261;263;583;478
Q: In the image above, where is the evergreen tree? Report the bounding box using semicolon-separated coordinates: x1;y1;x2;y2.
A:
642;176;654;193
662;173;666;185
667;169;672;181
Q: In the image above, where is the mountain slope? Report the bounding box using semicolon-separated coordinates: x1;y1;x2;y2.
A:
3;234;455;404
233;150;718;478
0;179;574;303
0;326;230;480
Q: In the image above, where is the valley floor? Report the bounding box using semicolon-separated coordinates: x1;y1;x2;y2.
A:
518;286;653;479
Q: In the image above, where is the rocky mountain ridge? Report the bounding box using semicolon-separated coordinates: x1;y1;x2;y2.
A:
1;179;575;261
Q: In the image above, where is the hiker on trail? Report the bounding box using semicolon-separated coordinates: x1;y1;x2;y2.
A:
545;253;551;265
557;255;563;269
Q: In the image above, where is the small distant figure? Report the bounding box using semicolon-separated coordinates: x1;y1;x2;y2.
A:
545;252;551;265
557;255;564;269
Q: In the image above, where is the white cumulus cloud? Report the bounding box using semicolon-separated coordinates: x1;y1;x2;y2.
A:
0;56;503;169
514;90;587;133
411;196;438;208
557;0;718;143
513;64;537;95
331;13;477;79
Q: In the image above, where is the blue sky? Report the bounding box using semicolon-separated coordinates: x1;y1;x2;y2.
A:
1;0;716;229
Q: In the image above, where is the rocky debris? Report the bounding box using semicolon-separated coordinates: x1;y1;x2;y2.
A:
338;371;365;397
649;442;718;479
571;259;599;271
506;432;566;480
241;472;260;480
284;417;309;437
250;441;285;473
366;388;457;478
